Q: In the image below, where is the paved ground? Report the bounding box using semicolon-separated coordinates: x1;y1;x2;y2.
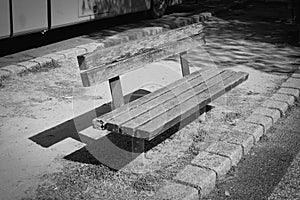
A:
203;103;300;200
0;1;299;200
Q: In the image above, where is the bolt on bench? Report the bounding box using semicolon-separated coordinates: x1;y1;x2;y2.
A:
77;23;249;141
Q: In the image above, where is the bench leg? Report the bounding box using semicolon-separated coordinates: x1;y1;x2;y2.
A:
180;51;190;77
109;76;125;110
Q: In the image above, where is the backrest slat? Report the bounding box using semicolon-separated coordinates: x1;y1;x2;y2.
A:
77;23;205;87
80;33;205;87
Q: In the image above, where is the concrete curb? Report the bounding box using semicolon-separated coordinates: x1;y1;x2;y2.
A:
0;12;212;83
158;69;300;199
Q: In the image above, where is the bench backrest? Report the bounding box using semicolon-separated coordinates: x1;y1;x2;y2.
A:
77;23;205;109
77;23;205;87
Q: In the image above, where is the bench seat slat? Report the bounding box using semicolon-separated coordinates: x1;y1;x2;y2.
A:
136;71;248;140
97;68;221;129
119;70;234;133
80;33;205;86
93;70;248;140
93;67;219;130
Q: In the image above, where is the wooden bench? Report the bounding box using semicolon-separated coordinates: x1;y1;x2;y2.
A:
77;23;249;141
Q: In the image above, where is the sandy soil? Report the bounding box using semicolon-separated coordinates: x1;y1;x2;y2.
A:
0;1;299;200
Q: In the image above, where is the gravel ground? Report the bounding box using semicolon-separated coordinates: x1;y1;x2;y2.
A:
0;1;299;200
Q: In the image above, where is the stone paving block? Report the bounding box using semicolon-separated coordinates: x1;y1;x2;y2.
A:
141;27;163;36
191;15;200;23
30;57;54;69
201;12;212;19
245;114;273;133
224;130;255;156
270;93;295;106
191;151;231;180
277;88;300;99
262;100;289;115
154;181;199;200
174;165;216;197
75;47;88;56
281;78;300;90
233;121;264;143
291;71;300;79
17;61;38;71
1;65;26;75
252;107;281;124
77;42;104;53
0;69;11;80
205;142;243;166
57;48;80;59
42;53;66;62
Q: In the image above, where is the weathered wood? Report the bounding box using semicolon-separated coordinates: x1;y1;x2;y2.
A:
109;76;124;110
77;23;204;71
92;67;219;130
93;70;249;140
80;33;205;87
180;51;190;77
136;71;248;140
119;70;234;136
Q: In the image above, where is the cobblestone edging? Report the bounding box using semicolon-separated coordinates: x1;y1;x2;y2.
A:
154;68;300;199
0;12;212;83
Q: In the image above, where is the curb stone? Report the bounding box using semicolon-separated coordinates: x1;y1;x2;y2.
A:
224;130;255;156
277;87;300;100
270;93;295;106
205;141;243;166
261;100;289;115
233;121;264;143
191;151;231;180
245;114;273;133
0;12;211;83
174;165;216;197
154;181;199;200
167;68;300;199
252;107;281;125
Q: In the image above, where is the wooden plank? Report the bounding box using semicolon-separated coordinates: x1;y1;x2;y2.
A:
119;70;235;136
94;70;248;140
109;76;124;110
80;33;205;86
97;67;216;123
77;23;204;71
93;67;220;130
180;51;190;77
138;71;249;140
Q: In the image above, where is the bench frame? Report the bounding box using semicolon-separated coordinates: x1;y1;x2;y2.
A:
77;23;248;141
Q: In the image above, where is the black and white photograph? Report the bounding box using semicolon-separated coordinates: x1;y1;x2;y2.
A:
0;0;299;199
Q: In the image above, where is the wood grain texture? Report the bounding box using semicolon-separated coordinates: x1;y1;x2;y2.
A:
109;76;124;110
92;67;220;131
93;69;249;140
180;51;190;77
77;23;204;71
80;33;205;86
